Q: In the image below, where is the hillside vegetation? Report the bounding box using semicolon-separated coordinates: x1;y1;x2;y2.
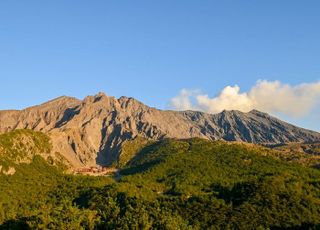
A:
0;130;113;229
271;142;320;167
0;130;320;229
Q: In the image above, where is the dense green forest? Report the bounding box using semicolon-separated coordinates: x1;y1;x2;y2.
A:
1;130;320;229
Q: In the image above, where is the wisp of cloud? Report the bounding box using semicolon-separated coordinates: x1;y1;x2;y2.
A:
170;80;320;118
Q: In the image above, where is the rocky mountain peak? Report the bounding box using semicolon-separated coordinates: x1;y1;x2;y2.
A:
248;109;270;117
37;96;80;108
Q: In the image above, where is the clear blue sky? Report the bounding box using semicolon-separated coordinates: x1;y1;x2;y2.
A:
0;1;320;130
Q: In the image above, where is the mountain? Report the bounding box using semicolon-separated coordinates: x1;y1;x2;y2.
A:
0;92;319;167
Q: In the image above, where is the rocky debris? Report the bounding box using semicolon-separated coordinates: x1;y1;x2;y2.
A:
0;92;319;167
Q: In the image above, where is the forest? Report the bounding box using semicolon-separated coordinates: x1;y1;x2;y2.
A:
0;130;320;229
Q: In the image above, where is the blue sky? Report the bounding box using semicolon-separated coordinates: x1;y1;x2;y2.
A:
0;1;320;130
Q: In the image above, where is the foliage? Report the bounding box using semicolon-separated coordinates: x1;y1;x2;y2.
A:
0;129;51;160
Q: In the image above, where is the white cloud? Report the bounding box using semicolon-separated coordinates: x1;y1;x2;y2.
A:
169;89;196;111
170;80;320;118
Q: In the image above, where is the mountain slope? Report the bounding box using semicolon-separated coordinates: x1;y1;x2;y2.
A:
0;130;69;174
0;92;319;167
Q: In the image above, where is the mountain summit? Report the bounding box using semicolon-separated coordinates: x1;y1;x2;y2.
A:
0;92;319;167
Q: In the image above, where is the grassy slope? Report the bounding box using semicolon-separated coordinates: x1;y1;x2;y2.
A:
117;136;154;168
120;138;320;196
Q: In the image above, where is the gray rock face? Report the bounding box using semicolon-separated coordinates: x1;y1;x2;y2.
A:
0;92;319;167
